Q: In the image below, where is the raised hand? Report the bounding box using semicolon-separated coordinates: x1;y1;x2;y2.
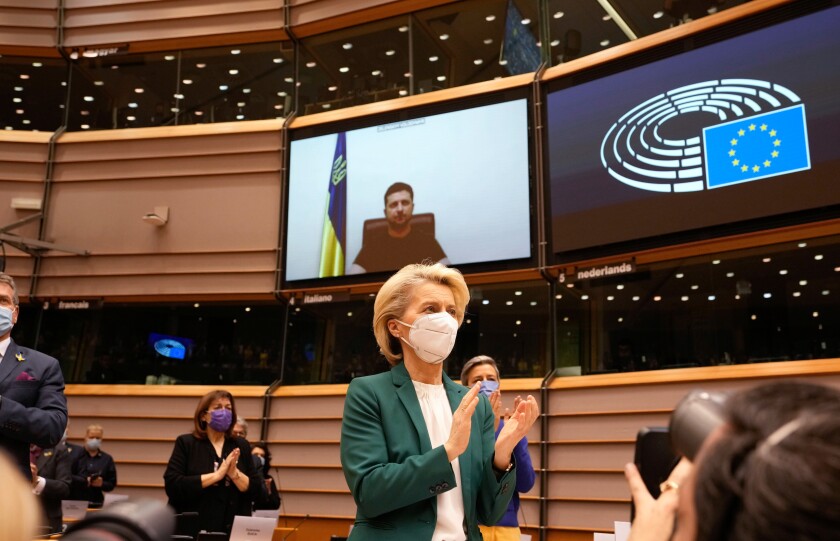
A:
489;390;503;431
625;458;693;541
224;448;241;478
494;395;539;470
444;382;481;461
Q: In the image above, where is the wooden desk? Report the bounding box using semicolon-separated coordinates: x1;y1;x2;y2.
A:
272;526;297;541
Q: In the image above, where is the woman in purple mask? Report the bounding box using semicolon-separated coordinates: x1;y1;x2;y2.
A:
164;389;260;535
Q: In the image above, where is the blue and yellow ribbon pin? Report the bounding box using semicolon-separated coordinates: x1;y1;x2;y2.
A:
15;352;25;362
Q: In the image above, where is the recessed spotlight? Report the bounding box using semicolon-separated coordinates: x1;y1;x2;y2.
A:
681;296;689;301
277;91;287;97
600;39;610;47
691;285;699;290
81;124;90;129
398;90;407;96
726;272;734;278
194;303;200;308
530;301;537;306
385;49;396;56
653;10;664;19
514;291;522;296
94;80;104;86
800;280;808;286
182;79;192;85
813;311;819;318
521;18;531;25
328;85;337;91
473;59;483;65
21;119;30;125
272;58;283;64
607;296;614;301
174;93;184;99
80;110;89;116
617;317;623;323
779;269;788;275
164;55;175;61
555;294;563;299
563;316;569;322
134;88;144;93
499;59;508;65
15;109;23;114
228;69;239;75
12;97;21;103
83;96;94;102
342;43;353;50
429;56;439;62
762;257;771;263
712;259;720;265
339;66;349;73
793;291;801;297
654;296;662;301
581;295;590;300
306;61;316;68
815;254;824;260
236;114;244;119
676;273;684;279
483;38;493;44
798;242;807;248
602;14;611;21
482;299;490;305
126;115;135;121
237;101;245;107
284;77;293;83
436;75;446;81
32;62;42;67
505;301;513;306
550;39;560;47
822;290;830;296
171;107;179;113
14;86;22;91
751;314;757;320
763;293;772;299
439;34;449;40
708;295;716;301
398;26;408;32
554;11;564;18
230;49;241;55
273;104;283;110
372;70;381;76
219;85;228;91
632;296;640;301
486;15;496;22
196;63;207;68
195;110;203;116
128;102;138;108
515;320;521;325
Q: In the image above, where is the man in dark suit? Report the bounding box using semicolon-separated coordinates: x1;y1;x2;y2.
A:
0;272;68;479
32;442;73;533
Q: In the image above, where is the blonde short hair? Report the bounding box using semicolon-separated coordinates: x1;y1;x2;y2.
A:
373;263;469;365
0;452;43;540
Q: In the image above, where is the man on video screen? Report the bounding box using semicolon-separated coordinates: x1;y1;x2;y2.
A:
348;182;449;274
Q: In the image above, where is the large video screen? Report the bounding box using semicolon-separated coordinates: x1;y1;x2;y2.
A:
546;5;840;257
285;95;532;284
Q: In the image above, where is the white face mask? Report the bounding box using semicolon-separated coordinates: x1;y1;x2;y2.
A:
396;312;458;364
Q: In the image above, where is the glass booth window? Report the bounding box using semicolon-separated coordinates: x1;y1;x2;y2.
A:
559;234;840;374
0;55;67;132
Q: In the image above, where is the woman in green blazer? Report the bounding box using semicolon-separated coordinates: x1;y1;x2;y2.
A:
340;263;539;540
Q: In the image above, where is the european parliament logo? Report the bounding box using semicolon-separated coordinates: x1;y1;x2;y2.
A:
600;79;811;193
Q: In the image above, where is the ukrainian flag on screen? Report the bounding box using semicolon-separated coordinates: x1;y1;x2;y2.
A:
703;104;810;190
318;132;347;277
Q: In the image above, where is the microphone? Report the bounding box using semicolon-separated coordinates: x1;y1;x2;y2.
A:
282;514;309;541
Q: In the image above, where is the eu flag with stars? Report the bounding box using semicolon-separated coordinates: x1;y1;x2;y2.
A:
703;104;810;189
318;132;347;277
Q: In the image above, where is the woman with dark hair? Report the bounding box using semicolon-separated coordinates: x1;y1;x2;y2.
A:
250;442;281;511
626;381;840;541
164;390;260;535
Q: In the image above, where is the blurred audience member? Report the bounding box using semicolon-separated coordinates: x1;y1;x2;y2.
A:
251;442;281;511
31;441;73;533
627;381;840;541
462;355;536;540
1;450;43;540
233;416;249;439
164;390;260;535
71;424;117;507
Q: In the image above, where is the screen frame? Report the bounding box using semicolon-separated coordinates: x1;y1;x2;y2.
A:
542;0;840;265
281;86;538;291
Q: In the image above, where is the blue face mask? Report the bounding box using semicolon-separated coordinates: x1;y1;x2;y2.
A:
478;379;499;397
0;306;14;335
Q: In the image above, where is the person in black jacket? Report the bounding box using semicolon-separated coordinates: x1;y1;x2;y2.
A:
250;442;280;511
31;442;73;533
164;390;260;535
70;424;117;506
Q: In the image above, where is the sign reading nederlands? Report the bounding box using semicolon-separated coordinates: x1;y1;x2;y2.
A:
575;261;635;281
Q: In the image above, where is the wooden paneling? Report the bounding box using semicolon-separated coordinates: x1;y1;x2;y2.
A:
0;1;58;51
62;0;285;49
288;0;454;38
32;123;283;299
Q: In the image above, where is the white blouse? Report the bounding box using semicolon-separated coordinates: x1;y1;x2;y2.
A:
412;380;466;541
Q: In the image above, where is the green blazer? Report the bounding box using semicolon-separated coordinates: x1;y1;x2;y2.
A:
340;362;516;540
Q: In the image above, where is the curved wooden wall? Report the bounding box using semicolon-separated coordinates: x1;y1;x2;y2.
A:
64;359;840;540
0;0;58;54
33;121;283;300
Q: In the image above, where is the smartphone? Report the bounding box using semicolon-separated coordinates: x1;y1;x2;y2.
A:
630;426;680;521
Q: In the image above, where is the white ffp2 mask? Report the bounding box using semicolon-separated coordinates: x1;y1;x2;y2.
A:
396;312;458;364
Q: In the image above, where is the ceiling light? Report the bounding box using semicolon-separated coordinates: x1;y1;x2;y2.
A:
505;301;513;306
110;65;118;70
515;320;521;325
616;284;624;290
474;59;483;65
681;296;689;301
372;70;381;76
800;280;808;286
182;79;193;85
530;301;537;306
812;311;819;318
439;34;449;40
236;114;244;119
126;115;135;121
12;97;21;103
708;295;716;301
581;295;590;300
815;254;824;260
763;293;772;299
653;10;664;19
219;84;228;91
94;80;104;86
654;296;662;301
128;102;138;108
170;107;179;113
14;86;22;91
385;49;396;56
81;124;90;129
277;91;287;97
80;110;89;116
555;294;563;299
779;269;788;275
242;88;251;94
691;285;699;290
632;296;640;301
793;291;801;297
21;119;30;125
499;59;508;65
20;74;29;79
798;242;807;248
196;63;206;68
602;15;611;21
762;257;771;262
284;76;293;82
429;56;438;62
483;38;493;44
676;273;684;278
32;61;42;67
342;43;353;50
600;39;610;47
436;75;446;81
712;259;721;264
328;85;337;91
306;61;316;68
272;58;283;64
83;96;94;102
231;49;241;55
482;299;490;305
515;291;522;296
195;110;203;116
607;295;614;301
751;314;757;320
228;69;238;75
398;90;407;96
174;93;184;99
15;109;23;114
339;66;349;73
486;15;496;22
550;39;560;46
134;88;144;93
554;11;564;18
726;272;734;277
822;290;830;296
237;101;245;107
398;26;408;32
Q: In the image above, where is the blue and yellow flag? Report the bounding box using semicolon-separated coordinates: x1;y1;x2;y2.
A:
703;104;810;189
318;132;347;277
